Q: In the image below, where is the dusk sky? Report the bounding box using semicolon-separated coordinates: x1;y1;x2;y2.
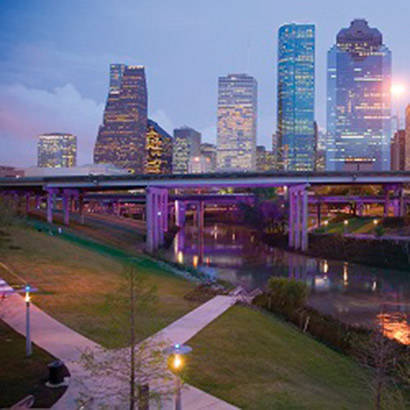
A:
1;0;409;167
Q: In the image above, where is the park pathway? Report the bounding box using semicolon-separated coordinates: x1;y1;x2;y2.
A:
2;287;238;410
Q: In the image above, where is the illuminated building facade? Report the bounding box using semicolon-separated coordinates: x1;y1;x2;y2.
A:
391;130;405;171
37;133;77;168
217;74;257;171
256;145;275;172
145;119;172;174
326;19;391;171
94;65;148;173
188;155;213;174
172;127;201;174
406;105;410;170
277;24;315;171
200;143;217;172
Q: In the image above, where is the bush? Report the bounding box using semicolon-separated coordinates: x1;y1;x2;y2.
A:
374;225;385;237
266;277;308;313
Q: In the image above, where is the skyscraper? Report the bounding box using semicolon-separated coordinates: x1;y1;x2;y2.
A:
94;65;148;173
200;143;217;172
217;74;257;171
326;19;391;171
172;127;201;174
405;105;410;170
277;23;315;171
37;133;77;168
145;119;173;174
391;129;406;171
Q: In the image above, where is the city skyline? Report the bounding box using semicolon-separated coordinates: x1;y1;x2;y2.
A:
1;1;410;167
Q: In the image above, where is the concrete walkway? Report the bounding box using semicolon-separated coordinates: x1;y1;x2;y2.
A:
2;289;238;409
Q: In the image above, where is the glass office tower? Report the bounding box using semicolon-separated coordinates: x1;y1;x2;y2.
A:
217;74;257;171
326;19;391;171
94;65;148;173
277;23;315;171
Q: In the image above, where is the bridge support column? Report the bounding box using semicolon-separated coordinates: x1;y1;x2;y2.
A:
78;194;85;225
35;195;42;209
146;187;168;253
288;185;309;251
357;201;364;217
62;189;79;226
46;188;59;224
175;200;186;228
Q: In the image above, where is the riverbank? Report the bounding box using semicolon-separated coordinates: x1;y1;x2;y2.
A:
185;305;381;409
262;231;410;272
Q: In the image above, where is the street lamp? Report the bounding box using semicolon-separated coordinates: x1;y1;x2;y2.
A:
343;219;349;234
165;343;192;410
24;285;32;357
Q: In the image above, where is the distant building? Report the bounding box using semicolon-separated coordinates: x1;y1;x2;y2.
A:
271;133;278;169
256;145;275;172
326;19;391;171
24;164;127;177
277;23;315;171
188;155;213;174
406;105;410;170
200;143;217;172
145;119;173;174
37;133;77;168
172;127;201;174
94;65;148;173
391;130;406;171
217;74;257;171
0;166;24;178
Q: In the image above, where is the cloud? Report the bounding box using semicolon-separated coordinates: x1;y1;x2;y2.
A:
0;83;104;166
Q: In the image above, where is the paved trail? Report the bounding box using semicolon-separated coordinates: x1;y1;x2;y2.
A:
2;288;238;409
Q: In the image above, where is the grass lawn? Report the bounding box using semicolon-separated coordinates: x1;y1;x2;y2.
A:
184;305;375;410
0;224;201;348
0;320;67;408
319;217;375;235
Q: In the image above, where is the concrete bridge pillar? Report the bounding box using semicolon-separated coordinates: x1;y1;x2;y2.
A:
175;200;186;228
288;184;309;251
62;189;79;226
146;187;168;253
35;194;42;209
46;188;59;224
357;201;364;217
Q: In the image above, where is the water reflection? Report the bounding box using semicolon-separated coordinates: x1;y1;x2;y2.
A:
163;223;410;345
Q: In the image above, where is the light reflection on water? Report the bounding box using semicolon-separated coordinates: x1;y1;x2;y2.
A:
164;223;410;345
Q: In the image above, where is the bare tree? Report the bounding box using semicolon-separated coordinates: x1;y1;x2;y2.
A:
78;263;174;409
354;310;409;410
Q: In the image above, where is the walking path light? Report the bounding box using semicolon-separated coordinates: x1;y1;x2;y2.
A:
16;284;38;357
343;219;349;234
165;344;192;410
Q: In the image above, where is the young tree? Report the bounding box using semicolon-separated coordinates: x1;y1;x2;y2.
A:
354;312;409;410
79;263;173;409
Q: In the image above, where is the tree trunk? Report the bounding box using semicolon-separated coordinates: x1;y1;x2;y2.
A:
130;271;136;410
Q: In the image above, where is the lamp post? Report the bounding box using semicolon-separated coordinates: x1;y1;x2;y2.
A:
25;285;32;357
343;219;349;234
373;219;379;236
165;343;192;410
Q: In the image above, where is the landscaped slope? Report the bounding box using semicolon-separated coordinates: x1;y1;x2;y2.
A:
185;305;374;410
0;225;200;348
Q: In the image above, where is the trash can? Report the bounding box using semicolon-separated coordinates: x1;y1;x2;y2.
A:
47;360;65;386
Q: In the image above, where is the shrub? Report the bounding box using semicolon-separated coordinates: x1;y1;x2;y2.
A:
266;277;308;313
374;225;385;237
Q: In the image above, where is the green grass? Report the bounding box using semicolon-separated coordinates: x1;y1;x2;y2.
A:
0;225;201;348
0;320;66;408
184;305;375;410
319;217;375;235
